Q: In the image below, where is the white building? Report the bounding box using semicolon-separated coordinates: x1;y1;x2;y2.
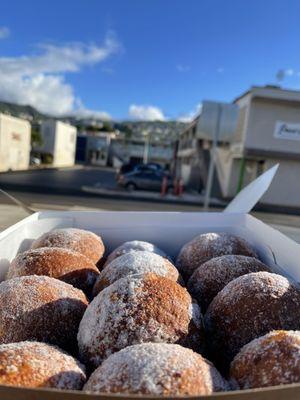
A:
175;118;208;193
0;113;31;172
111;138;173;167
36;120;77;167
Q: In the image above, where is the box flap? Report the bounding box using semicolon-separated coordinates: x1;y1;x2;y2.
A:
224;164;279;214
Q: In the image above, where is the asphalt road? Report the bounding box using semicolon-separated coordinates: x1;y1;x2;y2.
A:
0;166;116;193
0;166;211;209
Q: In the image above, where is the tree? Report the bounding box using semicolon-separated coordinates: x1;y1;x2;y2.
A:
86;125;101;132
123;125;133;140
101;121;114;132
31;127;43;147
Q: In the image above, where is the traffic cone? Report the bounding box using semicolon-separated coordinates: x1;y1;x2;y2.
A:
161;176;168;197
178;178;184;197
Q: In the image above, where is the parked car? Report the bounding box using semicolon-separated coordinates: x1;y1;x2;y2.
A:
117;163;137;176
116;162;164;181
30;155;41;166
115;162;137;180
118;168;173;192
142;163;163;172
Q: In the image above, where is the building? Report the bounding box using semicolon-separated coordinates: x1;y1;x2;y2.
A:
216;85;300;208
175;101;237;195
110;138;174;168
76;131;117;166
176;85;300;208
75;135;87;163
175;118;209;193
0;113;31;172
35;120;77;167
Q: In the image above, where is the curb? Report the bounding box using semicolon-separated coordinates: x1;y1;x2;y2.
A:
81;185;225;207
0;182;223;208
0;165;84;176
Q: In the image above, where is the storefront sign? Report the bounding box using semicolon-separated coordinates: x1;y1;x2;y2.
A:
274;121;300;141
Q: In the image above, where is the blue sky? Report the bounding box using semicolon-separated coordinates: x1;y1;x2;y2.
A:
1;0;300;120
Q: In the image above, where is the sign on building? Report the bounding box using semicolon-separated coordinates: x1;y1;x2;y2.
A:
196;101;239;141
274;121;300;141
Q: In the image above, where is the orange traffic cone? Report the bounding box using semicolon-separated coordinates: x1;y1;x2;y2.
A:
178;178;184;196
160;176;168;197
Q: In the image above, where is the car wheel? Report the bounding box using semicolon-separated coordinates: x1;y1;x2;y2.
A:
126;182;137;191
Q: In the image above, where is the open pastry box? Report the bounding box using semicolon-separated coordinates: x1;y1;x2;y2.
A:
0;165;300;400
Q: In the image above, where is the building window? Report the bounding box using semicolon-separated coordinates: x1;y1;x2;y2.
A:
257;160;265;176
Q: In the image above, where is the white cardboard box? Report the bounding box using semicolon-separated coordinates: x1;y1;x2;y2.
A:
0;165;299;399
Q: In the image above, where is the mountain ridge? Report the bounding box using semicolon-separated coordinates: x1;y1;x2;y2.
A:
0;100;187;140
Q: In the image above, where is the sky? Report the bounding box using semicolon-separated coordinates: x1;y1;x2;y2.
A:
1;0;300;121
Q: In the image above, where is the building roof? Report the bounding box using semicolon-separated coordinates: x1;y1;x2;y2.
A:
233;85;300;104
179;115;199;137
0;112;31;125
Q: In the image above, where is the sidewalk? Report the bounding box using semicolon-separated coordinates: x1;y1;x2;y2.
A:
7;164;85;173
0;205;29;232
81;185;226;207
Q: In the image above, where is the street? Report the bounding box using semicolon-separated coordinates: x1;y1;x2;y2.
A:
0;166;223;208
0;166;116;194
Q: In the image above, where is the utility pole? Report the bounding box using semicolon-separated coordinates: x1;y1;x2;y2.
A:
143;134;150;164
203;104;222;210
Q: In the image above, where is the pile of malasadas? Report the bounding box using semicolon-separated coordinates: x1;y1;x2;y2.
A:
0;227;299;395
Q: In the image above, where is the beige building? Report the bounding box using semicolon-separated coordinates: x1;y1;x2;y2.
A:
176;85;300;208
0;113;31;172
216;85;300;207
35;120;77;168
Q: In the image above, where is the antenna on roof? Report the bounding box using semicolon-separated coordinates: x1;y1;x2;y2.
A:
276;69;285;82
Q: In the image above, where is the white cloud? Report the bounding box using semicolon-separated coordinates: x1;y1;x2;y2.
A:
0;74;75;115
129;104;166;121
0;33;119;76
285;68;294;76
73;99;111;120
0;32;120;116
176;64;190;72
74;108;111;120
0;27;10;39
177;103;202;123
